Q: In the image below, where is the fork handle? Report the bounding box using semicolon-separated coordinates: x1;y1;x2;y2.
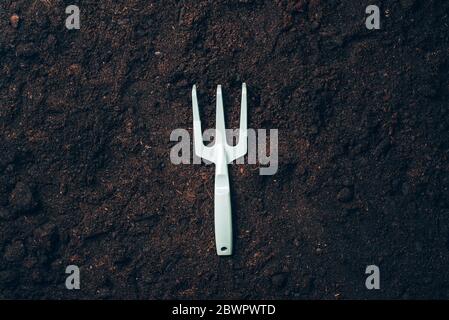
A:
214;176;233;256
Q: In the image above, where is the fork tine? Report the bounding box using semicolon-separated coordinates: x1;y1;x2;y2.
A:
215;85;226;144
225;83;247;162
192;85;204;158
239;83;247;143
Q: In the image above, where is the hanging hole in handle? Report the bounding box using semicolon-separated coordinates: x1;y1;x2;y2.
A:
220;247;227;252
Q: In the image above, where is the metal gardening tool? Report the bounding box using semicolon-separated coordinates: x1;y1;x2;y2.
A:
192;83;247;256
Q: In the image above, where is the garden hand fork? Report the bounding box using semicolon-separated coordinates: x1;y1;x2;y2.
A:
192;83;247;256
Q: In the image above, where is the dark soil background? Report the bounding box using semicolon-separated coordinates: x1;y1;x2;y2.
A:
1;0;449;299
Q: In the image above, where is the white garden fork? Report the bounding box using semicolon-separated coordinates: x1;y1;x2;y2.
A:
192;83;247;256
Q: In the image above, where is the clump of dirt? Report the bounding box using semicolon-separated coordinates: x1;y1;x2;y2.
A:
1;0;449;299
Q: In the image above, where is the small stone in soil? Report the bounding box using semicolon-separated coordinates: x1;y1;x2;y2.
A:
68;64;82;76
10;14;20;28
293;238;300;247
337;187;353;202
